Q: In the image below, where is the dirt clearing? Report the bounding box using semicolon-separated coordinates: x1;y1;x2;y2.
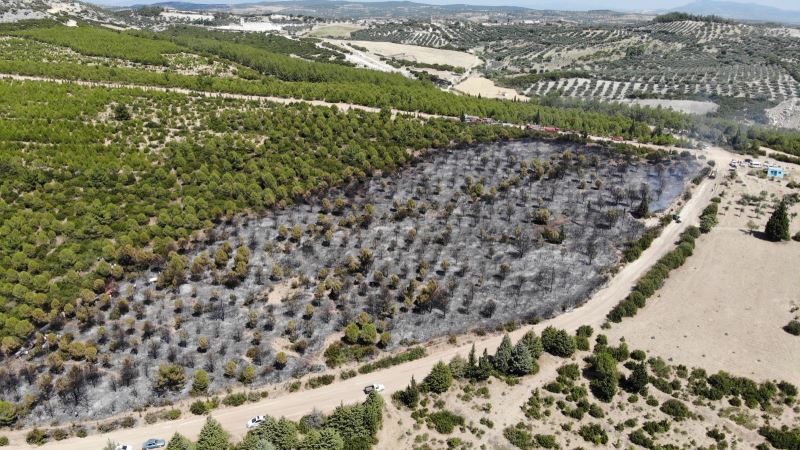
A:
454;75;529;100
340;40;482;69
609;167;800;385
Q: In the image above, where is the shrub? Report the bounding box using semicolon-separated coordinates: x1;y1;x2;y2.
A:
358;346;426;374
784;320;800;336
578;423;608;445
535;434;559;448
307;374;335;389
504;422;534;449
190;400;209;415
427;410;465;434
659;399;691;420
51;429;69;441
758;425;800;449
340;369;357;380
26;428;48;445
0;402;16;427
222;393;247;407
541;327;576;357
0;436;8;446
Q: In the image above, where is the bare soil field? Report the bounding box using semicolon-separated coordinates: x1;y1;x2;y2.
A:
619;99;719;116
307;23;365;38
454;75;528;100
341;40;482;69
609;166;800;385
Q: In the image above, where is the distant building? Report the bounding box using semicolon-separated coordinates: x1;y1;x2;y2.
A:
767;167;785;178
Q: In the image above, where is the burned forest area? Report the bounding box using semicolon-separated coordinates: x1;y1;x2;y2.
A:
4;139;700;424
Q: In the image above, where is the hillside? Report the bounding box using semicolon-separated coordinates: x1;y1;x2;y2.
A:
672;0;800;24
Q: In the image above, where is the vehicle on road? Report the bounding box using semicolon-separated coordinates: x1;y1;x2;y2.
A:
363;383;385;394
246;415;266;429
141;439;166;450
672;214;682;223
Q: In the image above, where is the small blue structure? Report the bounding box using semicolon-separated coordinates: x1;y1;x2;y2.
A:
767;167;784;179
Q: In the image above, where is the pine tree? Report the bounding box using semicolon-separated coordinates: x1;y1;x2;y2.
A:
765;200;790;241
624;362;649;394
165;433;192;450
424;361;453;394
493;334;513;374
190;369;209;396
472;349;493;381
196;417;230;450
510;341;538;376
467;344;477;370
519;330;543;359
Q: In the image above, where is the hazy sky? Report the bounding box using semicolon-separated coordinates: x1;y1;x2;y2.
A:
96;0;800;12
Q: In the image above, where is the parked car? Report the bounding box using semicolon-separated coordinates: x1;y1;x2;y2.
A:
142;439;166;450
672;214;682;223
363;383;385;394
246;415;266;429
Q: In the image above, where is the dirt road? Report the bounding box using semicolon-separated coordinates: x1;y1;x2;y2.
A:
6;172;717;449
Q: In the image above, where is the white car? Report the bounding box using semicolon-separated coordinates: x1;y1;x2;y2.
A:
246;415;266;429
363;383;385;394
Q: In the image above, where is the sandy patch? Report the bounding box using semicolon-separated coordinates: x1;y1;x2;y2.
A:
609;169;800;385
766;98;800;130
341;40;481;69
307;23;364;38
454;75;529;101
619;99;719;115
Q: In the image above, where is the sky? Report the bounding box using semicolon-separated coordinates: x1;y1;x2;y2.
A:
94;0;800;12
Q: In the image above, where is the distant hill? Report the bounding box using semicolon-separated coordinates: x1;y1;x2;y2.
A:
670;0;800;24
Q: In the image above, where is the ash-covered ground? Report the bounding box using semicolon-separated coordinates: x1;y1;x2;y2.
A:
4;140;699;425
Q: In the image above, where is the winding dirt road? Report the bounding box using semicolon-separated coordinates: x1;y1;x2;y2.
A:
5;171;717;449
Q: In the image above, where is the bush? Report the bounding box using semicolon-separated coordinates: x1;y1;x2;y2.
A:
758;425;800;449
358;346;425;374
578;423;608;445
222;393;247;407
307;374;335;389
51;429;69;441
190;400;209;415
26;428;48;445
340;369;357;380
535;434;559;448
0;436;8;446
427;410;465;434
541;327;576;357
504;422;534;449
659;399;691;420
784;320;800;336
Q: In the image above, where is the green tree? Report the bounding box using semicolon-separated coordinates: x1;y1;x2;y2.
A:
588;351;618;402
510;341;538;376
165;433;193;450
196;417;230;450
493;334;513;374
154;364;186;394
519;330;543;359
765;200;790;241
624;362;649;394
244;416;297;450
541;327;576;357
424;361;453;394
344;323;360;345
191;369;210;396
298;428;344;450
